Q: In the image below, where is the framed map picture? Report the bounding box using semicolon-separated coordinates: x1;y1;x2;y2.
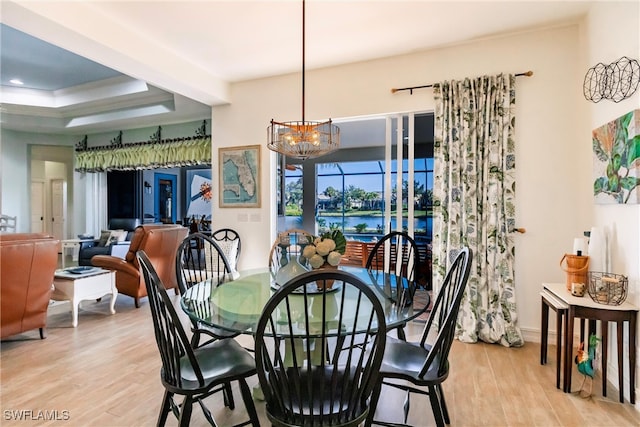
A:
219;145;261;208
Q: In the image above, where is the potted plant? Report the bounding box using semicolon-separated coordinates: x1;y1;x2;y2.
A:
303;229;347;269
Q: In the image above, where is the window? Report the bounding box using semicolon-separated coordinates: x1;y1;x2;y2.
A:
278;113;433;245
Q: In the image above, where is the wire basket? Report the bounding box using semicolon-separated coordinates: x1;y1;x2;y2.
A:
587;272;628;305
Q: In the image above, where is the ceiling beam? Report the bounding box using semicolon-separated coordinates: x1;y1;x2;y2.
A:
2;0;230;106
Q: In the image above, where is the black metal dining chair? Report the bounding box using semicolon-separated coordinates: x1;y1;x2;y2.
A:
365;247;472;427
254;269;387;427
175;232;240;349
366;231;420;341
137;250;259;427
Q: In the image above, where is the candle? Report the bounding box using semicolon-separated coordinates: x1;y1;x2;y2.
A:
573;237;587;256
588;226;608;272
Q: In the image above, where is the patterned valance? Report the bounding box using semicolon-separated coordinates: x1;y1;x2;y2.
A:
75;137;211;172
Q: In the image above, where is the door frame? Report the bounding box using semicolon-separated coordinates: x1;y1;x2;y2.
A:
30;179;46;233
154;173;177;224
50;178;67;242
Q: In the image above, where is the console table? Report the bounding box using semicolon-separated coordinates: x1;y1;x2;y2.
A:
542;282;637;403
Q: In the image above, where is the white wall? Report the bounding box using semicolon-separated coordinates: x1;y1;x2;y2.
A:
0;130;30;221
214;23;591;337
586;2;640;296
214;12;640;401
584;0;640;406
2;0;637;400
0;130;74;233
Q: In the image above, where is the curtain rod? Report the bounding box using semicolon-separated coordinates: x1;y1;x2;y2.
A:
391;70;533;94
75;120;209;152
75;134;211;152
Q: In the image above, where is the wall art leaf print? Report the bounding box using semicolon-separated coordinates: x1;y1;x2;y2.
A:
592;109;640;204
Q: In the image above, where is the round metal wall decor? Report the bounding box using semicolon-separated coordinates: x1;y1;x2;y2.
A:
583;56;639;103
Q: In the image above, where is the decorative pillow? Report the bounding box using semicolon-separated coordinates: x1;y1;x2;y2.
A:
98;230;112;247
114;230;128;242
203;239;239;272
216;239;239;272
105;229;128;245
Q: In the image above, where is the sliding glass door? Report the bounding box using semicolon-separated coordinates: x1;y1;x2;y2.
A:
277;112;433;245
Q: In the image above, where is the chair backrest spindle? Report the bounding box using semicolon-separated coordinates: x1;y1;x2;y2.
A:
255;269;386;427
366;231;420;282
175;232;233;294
138;250;205;388
419;247;472;377
138;249;260;426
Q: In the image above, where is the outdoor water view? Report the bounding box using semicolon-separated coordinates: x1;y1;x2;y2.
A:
282;159;434;243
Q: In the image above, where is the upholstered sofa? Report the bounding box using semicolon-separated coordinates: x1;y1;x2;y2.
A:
78;218;142;266
1;233;59;339
91;224;188;308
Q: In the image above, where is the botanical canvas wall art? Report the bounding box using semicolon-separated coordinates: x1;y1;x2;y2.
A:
592;109;640;204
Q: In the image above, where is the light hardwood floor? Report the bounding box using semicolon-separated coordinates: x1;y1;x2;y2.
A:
1;290;639;426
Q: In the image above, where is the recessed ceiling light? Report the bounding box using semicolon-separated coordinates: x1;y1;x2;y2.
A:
9;79;24;85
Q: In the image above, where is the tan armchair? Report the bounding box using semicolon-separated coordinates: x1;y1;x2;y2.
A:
92;224;188;308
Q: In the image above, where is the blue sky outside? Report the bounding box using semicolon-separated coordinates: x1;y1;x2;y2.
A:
287;159;434;193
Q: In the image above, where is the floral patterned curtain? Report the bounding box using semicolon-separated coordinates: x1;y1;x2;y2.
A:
75;137;211;172
433;74;523;347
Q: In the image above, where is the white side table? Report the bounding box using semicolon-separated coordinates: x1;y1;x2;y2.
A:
60;239;97;268
51;269;117;327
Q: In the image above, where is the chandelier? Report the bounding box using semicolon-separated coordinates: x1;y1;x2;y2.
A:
267;0;340;160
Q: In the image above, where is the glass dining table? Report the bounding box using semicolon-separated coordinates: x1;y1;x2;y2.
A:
180;265;431;337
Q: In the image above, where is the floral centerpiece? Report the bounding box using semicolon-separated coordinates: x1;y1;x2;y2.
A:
302;229;347;269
